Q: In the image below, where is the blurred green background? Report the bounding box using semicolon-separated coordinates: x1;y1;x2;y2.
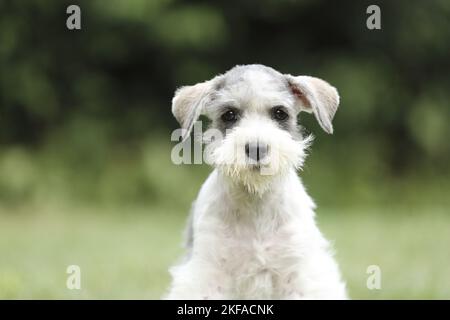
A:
0;0;449;299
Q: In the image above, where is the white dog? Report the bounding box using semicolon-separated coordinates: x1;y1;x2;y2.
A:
166;64;347;299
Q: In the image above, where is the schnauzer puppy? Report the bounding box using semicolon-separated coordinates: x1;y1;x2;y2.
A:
166;64;347;299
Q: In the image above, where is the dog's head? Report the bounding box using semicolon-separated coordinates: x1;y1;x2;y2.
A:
172;64;339;194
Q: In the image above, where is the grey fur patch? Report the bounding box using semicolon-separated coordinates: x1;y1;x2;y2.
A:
183;206;195;260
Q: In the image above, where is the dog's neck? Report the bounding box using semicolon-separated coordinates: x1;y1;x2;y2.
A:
209;168;302;229
216;168;297;204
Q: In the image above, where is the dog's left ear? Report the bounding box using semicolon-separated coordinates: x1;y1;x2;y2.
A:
285;75;340;134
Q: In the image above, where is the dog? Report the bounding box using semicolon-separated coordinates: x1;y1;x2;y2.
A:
166;64;347;299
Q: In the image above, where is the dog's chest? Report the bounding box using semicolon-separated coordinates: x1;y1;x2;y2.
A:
218;214;300;298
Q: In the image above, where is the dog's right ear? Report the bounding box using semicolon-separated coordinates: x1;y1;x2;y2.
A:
172;77;219;140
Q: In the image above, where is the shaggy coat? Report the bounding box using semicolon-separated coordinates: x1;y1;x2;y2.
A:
166;64;347;299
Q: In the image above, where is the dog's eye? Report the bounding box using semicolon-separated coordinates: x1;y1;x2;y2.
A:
221;109;238;123
271;106;289;121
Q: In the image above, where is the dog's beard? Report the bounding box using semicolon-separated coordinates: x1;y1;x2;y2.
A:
206;126;313;195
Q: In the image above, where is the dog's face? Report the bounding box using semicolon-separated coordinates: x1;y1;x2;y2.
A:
172;64;339;194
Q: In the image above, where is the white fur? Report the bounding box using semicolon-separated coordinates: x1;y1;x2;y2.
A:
166;65;347;300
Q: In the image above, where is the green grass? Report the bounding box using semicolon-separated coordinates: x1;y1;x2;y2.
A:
0;205;448;299
320;207;450;299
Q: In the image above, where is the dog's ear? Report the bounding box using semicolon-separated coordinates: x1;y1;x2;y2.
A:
172;78;218;140
285;75;340;134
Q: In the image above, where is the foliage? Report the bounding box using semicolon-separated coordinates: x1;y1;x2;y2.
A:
0;0;449;206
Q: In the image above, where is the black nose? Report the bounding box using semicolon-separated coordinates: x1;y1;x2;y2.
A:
245;142;268;162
